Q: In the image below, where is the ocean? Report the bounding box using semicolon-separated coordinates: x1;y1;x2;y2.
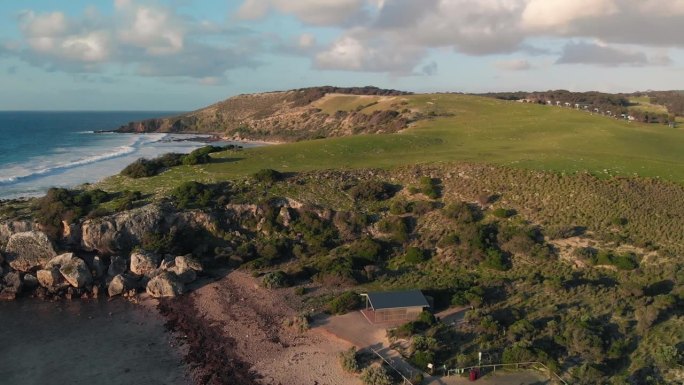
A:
0;299;188;385
0;111;251;199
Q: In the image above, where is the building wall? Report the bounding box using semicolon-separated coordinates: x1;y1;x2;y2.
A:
373;306;424;323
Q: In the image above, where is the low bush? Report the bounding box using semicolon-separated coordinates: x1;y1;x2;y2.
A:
339;347;360;373
419;176;440;199
405;247;428;264
262;270;289;289
253;168;283;183
120;153;185;178
492;207;516;218
360;366;392;385
349;180;395;201
377;216;409;243
328;291;361;314
443;202;482;223
170;181;215;209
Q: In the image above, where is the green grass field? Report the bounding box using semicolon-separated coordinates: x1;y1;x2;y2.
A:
628;96;670;114
99;94;684;194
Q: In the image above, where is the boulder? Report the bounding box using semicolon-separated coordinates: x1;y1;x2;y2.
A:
0;288;16;301
81;204;171;255
3;271;22;294
175;255;203;272
45;252;76;269
108;255;127;277
92;256;106;278
108;274;137;297
58;257;92;288
0;220;34;246
4;231;57;272
130;250;160;277
23;273;38;288
146;272;184;298
37;268;62;289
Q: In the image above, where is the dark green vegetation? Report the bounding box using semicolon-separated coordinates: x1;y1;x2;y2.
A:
66;167;684;383
120;145;237;178
4;89;684;384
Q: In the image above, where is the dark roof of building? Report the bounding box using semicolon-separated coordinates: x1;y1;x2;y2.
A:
365;290;429;310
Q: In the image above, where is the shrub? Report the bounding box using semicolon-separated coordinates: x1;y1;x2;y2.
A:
482;248;509;271
405;247;428;264
492;207;516;218
411;350;435;370
443;202;481;223
120;153;185;178
328;291;361;314
417;310;437;326
377;216;409;243
253;168;283;183
349;181;395;201
294;286;306;296
339;347;360;373
35;187;114;235
360;366;392;385
502;344;536;363
411;200;435;215
389;200;412;215
182;145;226;165
419;176;440;199
348;237;383;265
262;270;289;289
170;181;214;209
437;233;460;248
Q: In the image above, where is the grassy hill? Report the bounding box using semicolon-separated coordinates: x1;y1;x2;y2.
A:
101;92;684;194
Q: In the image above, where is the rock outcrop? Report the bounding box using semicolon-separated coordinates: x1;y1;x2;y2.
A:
37;268;62;289
59;257;92;288
4;231;57;272
108;255;127;277
81;204;172;255
108;274;137;297
45;253;92;288
146;272;184;298
130;250;161;277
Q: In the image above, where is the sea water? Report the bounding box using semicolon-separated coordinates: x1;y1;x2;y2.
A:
0;111;254;199
0;299;188;385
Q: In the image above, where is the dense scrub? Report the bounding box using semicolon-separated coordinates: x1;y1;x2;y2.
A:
120;145;238;178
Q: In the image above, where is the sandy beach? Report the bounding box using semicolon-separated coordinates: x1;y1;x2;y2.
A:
160;270;361;385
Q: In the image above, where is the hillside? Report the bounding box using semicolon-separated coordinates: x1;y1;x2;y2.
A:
115;86;415;141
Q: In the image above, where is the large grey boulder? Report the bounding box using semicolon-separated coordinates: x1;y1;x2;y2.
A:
44;253;92;288
59;258;92;288
130;250;160;277
80;205;171;255
171;255;202;284
37;268;62;289
4;231;57;272
108;255;127;277
108;274;137;297
175;255;203;272
146;272;184;298
3;271;22;294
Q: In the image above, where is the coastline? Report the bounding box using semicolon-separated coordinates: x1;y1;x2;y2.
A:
0;132;273;201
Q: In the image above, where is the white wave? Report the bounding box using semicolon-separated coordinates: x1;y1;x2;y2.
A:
0;136;145;185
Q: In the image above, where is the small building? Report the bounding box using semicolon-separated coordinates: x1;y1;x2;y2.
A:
361;290;430;324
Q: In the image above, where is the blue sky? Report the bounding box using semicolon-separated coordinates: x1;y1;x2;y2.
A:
1;0;683;110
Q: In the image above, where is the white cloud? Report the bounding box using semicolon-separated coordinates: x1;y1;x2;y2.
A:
521;0;618;31
495;59;532;71
116;2;184;55
8;1;259;80
237;0;367;25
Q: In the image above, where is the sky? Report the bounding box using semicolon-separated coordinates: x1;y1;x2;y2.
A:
1;0;683;110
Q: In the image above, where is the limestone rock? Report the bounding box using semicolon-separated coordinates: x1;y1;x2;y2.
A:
3;271;22;294
5;231;57;272
146;272;184;298
45;252;76;269
108;255;127;277
175;255;203;272
23;273;38;288
92;256;106;278
37;268;62;289
59;257;92;288
130;251;160;276
108;274;136;297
